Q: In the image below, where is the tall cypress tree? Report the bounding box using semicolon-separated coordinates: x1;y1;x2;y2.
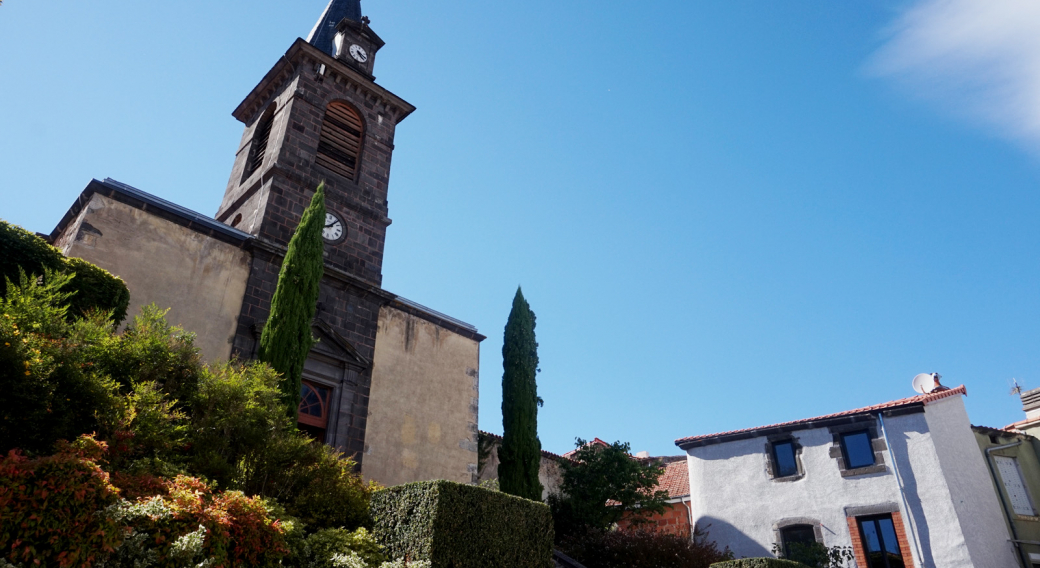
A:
258;182;327;419
498;287;543;500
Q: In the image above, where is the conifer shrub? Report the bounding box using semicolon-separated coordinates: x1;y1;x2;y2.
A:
0;220;130;324
371;480;554;568
258;182;326;416
498;288;543;501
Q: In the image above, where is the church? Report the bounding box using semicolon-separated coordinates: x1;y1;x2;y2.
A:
45;0;485;488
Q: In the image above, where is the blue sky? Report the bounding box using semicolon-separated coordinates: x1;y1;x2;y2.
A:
2;1;1039;457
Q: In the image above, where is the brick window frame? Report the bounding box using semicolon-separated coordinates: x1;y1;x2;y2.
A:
828;420;888;477
764;434;805;482
845;506;914;568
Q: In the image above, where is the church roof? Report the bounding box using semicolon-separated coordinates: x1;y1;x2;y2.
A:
307;0;362;56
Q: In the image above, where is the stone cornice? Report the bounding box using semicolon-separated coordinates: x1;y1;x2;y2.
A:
233;38;415;126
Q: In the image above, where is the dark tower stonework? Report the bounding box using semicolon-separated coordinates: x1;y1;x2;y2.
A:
216;1;415;464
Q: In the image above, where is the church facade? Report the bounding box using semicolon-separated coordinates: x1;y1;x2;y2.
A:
47;0;484;488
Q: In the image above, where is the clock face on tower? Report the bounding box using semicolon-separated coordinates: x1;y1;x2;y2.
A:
349;44;368;63
323;213;344;242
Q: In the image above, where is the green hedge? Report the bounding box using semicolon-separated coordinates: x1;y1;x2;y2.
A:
710;559;810;568
0;220;130;324
371;480;554;568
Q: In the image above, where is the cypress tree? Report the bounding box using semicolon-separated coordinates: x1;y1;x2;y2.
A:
258;182;327;419
498;287;544;501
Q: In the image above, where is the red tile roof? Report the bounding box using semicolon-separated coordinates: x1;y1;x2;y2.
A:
675;385;968;449
479;430;572;462
656;459;689;499
562;437;611;459
1005;414;1040;432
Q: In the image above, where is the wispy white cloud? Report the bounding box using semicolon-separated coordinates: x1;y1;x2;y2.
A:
869;0;1040;150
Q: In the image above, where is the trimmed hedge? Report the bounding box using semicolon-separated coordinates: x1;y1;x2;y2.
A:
710;559;810;568
371;480;554;568
0;219;130;323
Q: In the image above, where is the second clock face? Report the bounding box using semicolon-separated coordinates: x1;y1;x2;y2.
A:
349;44;368;63
323;213;344;242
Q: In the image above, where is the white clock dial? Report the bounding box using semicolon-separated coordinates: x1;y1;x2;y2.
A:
348;44;368;63
323;213;344;242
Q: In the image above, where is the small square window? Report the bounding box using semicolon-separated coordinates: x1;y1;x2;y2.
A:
840;430;875;469
772;440;798;478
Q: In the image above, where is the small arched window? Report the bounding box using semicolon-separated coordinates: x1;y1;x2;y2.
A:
316;101;363;180
244;104;276;180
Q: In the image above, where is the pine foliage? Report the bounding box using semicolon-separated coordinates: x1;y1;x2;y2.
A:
497;287;543;501
258;183;327;418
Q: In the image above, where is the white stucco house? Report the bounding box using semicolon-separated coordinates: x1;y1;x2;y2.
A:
675;385;1018;568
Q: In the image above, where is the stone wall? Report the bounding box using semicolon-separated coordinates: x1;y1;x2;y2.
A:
477;434;565;501
364;305;481;486
54;192;250;362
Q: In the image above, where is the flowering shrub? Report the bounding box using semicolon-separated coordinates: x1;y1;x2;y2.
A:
107;475;288;568
0;436;122;568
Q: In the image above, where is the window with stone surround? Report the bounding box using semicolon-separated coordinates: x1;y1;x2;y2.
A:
780;524;816;558
316;101;364;181
828;421;888;477
767;436;803;480
840;430;875;469
772;517;823;560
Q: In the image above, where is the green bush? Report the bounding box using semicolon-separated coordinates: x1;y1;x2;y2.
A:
710;559;810;568
188;361;376;530
0;219;130;324
0;270;122;455
0;272;374;537
371;480;553;568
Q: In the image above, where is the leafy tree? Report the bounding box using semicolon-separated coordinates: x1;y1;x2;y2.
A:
497;287;543;501
548;439;669;537
258;182;327;418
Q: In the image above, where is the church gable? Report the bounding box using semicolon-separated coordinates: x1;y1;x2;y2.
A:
312;318;369;369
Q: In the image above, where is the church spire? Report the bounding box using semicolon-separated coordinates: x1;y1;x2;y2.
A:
307;0;363;56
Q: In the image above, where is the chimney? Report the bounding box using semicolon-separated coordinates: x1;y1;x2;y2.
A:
1022;387;1040;420
634;451;650;459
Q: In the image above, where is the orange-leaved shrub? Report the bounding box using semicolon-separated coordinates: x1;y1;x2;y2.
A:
0;436;122;568
107;474;288;568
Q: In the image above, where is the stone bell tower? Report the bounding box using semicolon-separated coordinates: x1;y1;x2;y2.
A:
216;0;416;464
215;0;414;286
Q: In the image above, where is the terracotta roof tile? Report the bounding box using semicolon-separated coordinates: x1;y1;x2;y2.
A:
675;385;968;449
562;437;611;459
1005;414;1040;432
656;459;689;499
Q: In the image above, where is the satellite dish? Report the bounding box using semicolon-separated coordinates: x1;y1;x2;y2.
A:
912;373;938;394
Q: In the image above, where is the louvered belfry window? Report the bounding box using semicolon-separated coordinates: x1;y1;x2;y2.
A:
316;101;363;180
244;105;275;179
